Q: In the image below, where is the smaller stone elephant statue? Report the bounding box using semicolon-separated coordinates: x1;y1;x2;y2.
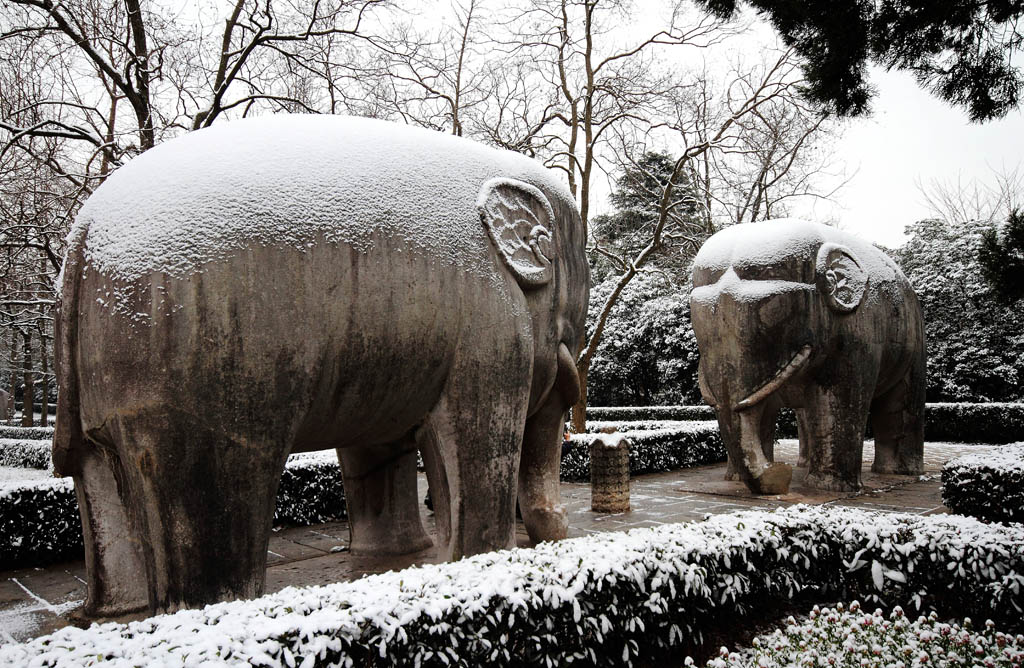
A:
690;219;925;495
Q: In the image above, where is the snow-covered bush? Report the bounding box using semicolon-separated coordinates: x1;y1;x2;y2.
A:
2;506;1022;667
275;452;348;525
942;443;1024;524
0;437;51;469
927;403;1024;444
586;273;703;407
0;424;54;440
0;478;81;568
586;407;799;437
588;405;716;421
0;451;348;569
561;422;726;481
707;602;1024;668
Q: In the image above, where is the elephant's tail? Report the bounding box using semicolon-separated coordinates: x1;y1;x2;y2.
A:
52;220;90;477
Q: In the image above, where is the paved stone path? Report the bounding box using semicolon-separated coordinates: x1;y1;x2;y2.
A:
0;439;994;644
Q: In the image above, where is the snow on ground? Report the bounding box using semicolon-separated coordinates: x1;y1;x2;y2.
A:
0;466;51;485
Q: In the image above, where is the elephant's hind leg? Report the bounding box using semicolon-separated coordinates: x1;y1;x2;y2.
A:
337;435;432;556
107;414;286;613
73;443;147;618
870;364;925;476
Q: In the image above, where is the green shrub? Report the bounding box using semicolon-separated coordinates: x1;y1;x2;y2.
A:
941;442;1024;523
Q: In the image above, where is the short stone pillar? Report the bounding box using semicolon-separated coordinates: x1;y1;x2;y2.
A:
589;433;630;513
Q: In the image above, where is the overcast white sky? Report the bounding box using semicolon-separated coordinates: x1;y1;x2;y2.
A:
794;67;1024;247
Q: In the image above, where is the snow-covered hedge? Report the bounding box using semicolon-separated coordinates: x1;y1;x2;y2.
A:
0;478;81;568
927;403;1024;444
0;451;347;570
587;405;717;421
3;506;1022;667
708;602;1024;668
941;443;1024;524
586;407;799;437
0;437;52;469
0;424;54;440
561;422;726;481
275;452;348;526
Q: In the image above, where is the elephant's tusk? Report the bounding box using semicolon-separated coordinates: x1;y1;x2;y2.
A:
733;345;813;412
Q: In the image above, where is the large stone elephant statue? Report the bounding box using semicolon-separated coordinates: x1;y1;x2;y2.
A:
690;219;924;495
52;115;589;617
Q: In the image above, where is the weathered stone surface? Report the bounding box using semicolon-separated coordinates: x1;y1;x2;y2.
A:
53;115;589;617
589;434;630;513
690;219;925;495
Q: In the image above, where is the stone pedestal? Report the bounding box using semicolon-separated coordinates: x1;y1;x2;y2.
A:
590;433;630;513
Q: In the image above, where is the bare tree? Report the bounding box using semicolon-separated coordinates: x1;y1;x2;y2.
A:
573;49;840;429
918;165;1024;225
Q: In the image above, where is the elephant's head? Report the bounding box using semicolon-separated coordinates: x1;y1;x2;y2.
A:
689;220;870;494
420;177;589;547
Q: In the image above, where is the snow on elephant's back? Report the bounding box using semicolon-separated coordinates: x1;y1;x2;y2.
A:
74;114;574;285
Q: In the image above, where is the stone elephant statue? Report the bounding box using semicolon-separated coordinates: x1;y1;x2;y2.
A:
690;219;924;495
52;115;589;617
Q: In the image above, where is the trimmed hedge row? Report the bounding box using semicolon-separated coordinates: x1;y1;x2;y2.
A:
0;451;348;570
562;422;726;482
2;506;1021;666
0;438;52;469
926;403;1024;444
941;442;1024;524
589;403;1024;444
0;425;54;441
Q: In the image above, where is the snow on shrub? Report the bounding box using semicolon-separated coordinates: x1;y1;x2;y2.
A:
927;403;1024;444
0;437;52;469
0;478;81;568
942;442;1024;524
2;506;1022;667
706;602;1024;668
0;451;347;569
0;425;54;441
588;403;1024;444
587;405;717;421
561;422;726;481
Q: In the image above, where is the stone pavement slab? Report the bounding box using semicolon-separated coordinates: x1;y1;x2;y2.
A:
0;440;998;644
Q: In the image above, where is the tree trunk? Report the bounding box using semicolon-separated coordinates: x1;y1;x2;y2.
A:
570;360;589;434
9;331;18;425
40;335;49;427
21;331;33;427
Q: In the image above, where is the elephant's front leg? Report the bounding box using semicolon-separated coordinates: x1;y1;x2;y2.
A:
518;393;569;545
718;395;790;495
800;388;870;492
337;435;433;556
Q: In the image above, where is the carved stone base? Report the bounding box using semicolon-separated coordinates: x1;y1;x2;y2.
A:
590;434;630;513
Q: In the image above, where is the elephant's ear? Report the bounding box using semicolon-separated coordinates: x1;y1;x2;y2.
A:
816;242;868;312
478;178;555;289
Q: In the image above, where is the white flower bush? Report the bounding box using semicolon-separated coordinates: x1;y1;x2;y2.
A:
942;442;1024;524
1;506;1021;667
705;602;1024;668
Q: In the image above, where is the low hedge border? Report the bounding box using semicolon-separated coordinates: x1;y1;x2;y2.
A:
941;442;1024;524
926;403;1024;444
589;403;1024;444
562;422;726;482
0;451;348;570
0;425;54;441
0;438;52;469
2;506;1021;666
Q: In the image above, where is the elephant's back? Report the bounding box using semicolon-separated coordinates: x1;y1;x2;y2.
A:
74;115;570;286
